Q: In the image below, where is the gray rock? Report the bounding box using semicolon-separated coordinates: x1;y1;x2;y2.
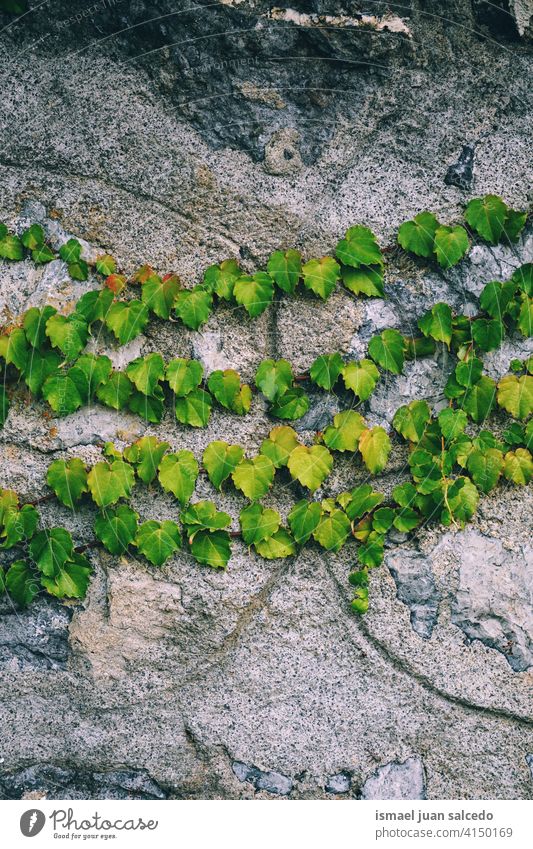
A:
386;550;441;639
526;754;533;780
325;772;351;794
232;761;292;796
444;143;475;191
361;756;426;800
0;764;166;800
0;598;72;670
293;391;341;433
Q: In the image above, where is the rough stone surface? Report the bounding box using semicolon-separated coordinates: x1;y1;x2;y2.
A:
0;0;532;802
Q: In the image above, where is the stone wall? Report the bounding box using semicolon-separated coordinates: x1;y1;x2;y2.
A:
0;1;532;799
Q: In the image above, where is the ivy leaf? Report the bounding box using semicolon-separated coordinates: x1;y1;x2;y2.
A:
203;441;244;490
232;455;275;501
5;560;39;607
517;295;532;338
141;273;181;320
105;300;150;344
233;272;274;317
190;530;231;568
22;349;61;395
372;507;395;534
418;302;453;347
123;436;169;484
479;281;515;319
76;288;114;325
29;527;74;577
397;211;439;258
341;265;384;297
438;407;467;440
255;358;293;401
287;444;333;492
42;373;84;416
240;503;280;545
203;258;240;301
93;505;138;556
39;553;92;598
0;504;39;549
465;195;508;244
393;507;420;533
254;529;295;560
174;388;212;427
135;520;181;566
313;508;350;552
260;426;299;468
433;225;469;268
368;329;405;374
343;484;384;521
269;387;309;420
59;238;82;263
96;371;133;410
129;387;165;423
287;499;322;545
68;259;89;281
45;313;89;360
23;305;57;348
503;209;527;242
181;501;231;537
166;358;203;397
0;386;9;428
267;249;302;294
174;286;213;329
466;448;504;493
207;369;252;415
472;318;504;352
104;274;127;295
0;233;23;260
447;477;479;526
0;327;29;372
87;460;135;508
358;533;385;568
157;451;198;506
68;354;112;403
301;256;340;299
503;448;532;485
31;244;55;264
310;353;344;391
46;458;88;509
126;353;165;395
336;225;383;268
358;427;391;474
323;410;366;452
497;374;532;420
455;356;483;388
512;264;532;297
463;375;496;423
342;359;380;400
95;255;116;276
392;400;431;442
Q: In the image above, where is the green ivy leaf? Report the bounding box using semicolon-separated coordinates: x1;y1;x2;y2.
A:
517;295;532;337
141;273;181;320
166;358;203;397
68;260;89;281
0;504;39;549
202;441;244;490
393;507;420;533
512;264;532;297
254;529;296;560
0;233;23;260
233;272;274;317
126;353;165;395
368;329;405;374
313;508;350;552
47;458;88;509
269;387;309;420
157;451;198;506
232;454;275;501
207;369;252;415
358;533;384;568
203;259;241;301
342;359;380;401
29;527;74;577
76;288;114;325
267;249;302;294
497;374;532;420
94;504;139;555
287;499;322;545
447;477;479;526
105;300;150;344
255;358;293;401
240;503;280;545
503;209;527;242
433;225;469;268
287;444;333;492
0;386;9;428
463;375;496;423
181;501;231;538
0;327;29;372
5;561;40;607
341;265;384;297
418;302;453;347
45;313;89;360
310;353;344;391
87;460;135;508
123;436;169;484
372;507;395;534
95;255;116;276
503;448;532;485
190;529;231;568
343;484;384;521
260;426;299;468
479;281;515;320
323;410;366;452
174;286;213;329
455;356;483;388
336;225;383;268
42;373;84;416
96;371;133;410
392;400;431;442
135;520;181;566
397;211;439;258
59;238;82;263
22;349;61;395
465;195;508;244
129;386;165;423
466;448;504;493
23;305;57;348
438;407;467;440
301;256;340;299
472;318;504;352
174;388;212;427
68;354;113;403
358;427;391;474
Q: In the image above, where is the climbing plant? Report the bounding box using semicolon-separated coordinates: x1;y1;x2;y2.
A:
0;195;531;614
